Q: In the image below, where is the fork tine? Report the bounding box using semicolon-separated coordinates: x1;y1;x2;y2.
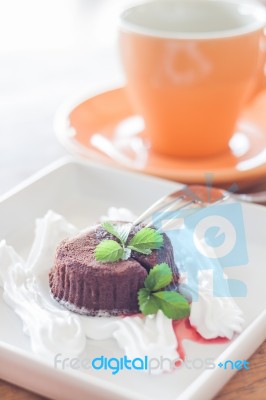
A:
146;199;196;228
157;202;202;232
133;187;189;226
133;185;226;228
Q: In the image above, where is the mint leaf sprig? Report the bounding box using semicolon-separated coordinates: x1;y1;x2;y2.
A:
94;240;125;262
138;263;190;320
102;221;131;245
127;227;163;255
94;222;163;263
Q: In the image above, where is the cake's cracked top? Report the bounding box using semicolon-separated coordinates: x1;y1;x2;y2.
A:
49;222;179;316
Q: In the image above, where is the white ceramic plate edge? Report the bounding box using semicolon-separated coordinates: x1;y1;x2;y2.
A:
0;342;148;400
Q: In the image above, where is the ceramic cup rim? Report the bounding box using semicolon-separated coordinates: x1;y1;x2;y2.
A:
119;0;266;40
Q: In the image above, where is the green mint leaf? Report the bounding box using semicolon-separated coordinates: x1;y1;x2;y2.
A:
138;288;159;315
101;221;119;238
94;240;124;262
144;263;173;291
128;227;163;254
102;221;132;245
153;291;190;320
127;245;152;255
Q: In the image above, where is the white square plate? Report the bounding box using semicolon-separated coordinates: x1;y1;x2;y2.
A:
0;158;265;400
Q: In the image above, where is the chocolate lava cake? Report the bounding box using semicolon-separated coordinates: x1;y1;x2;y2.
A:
49;223;179;316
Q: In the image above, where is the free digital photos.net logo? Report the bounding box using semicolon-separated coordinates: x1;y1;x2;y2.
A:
152;178;249;299
53;354;250;374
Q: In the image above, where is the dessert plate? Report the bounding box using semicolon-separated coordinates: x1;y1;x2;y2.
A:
0;157;265;400
54;87;266;188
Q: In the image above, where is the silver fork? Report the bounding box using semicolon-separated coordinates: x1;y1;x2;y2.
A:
133;185;266;228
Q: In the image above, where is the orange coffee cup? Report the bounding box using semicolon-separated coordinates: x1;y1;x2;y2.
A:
119;0;266;158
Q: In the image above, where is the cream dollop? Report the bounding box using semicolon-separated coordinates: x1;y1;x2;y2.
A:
0;212;85;357
0;210;179;373
100;207;137;222
81;311;179;374
181;270;245;340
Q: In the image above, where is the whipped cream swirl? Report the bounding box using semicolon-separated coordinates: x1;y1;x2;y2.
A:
180;270;244;340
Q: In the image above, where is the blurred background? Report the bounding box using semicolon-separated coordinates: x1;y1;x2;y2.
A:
1;0;266;195
0;0;134;194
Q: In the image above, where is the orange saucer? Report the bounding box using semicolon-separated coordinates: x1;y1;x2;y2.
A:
54;87;266;188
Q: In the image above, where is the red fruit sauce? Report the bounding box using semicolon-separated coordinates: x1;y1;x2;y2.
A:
173;318;229;364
